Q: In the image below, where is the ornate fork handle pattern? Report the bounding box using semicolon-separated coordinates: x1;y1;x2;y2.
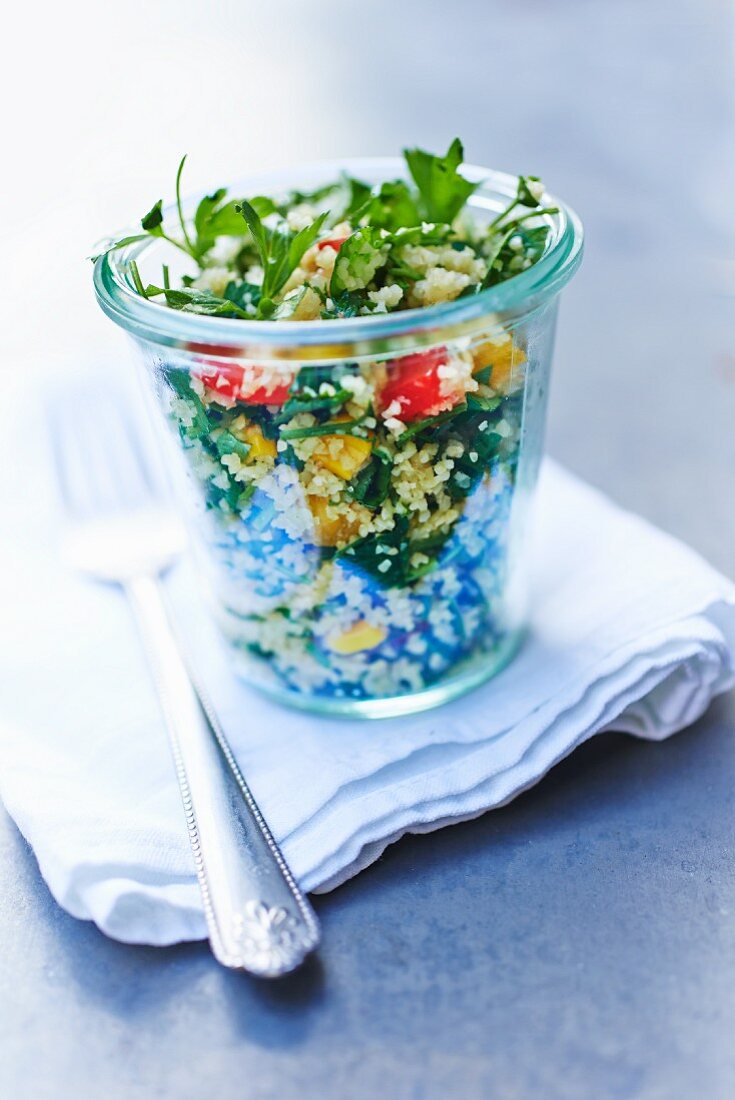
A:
126;574;320;976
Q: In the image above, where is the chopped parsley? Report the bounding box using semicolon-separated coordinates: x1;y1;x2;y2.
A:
93;139;556;319
403;138;480;224
235;199;328;317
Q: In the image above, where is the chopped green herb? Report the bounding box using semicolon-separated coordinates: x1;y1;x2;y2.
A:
351;180;421;232
466;394;501;412
153;286;250;318
128;259;148;298
322;290;365;319
192;189;249;261
236;199;328;314
215;430;251;462
337;515;410;587
271;285;312;320
141;200;164;234
347;447;393;508
341;176;373;221
403;138;479;224
330;227;391;297
94;141;557;313
223;280;261;313
276;386;353;420
167;370;210;437
279;412;369;440
397;402;469;445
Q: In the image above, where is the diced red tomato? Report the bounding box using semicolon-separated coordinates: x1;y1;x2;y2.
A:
197;361;244;401
377;346;454;421
317;235;348;252
195;360;291;405
242;376;292;405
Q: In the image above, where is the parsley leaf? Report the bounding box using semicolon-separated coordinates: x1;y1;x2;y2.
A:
93;158;252;268
92;160;195;263
482;220;553;289
516;175;545;208
489;175;549;230
403;138;479;224
337;511;451;588
215;430;251;462
351;180;421;232
192;189;249;260
330;228;390;297
288;217;329;277
223;280;261;314
271;285;312;320
90;234;148;263
149;286;250;318
90;197;173;262
342;176;373;221
166;369;210;437
235;200;328;312
321;290;365;319
347;447;393;508
141;200;164;233
337;515;411;587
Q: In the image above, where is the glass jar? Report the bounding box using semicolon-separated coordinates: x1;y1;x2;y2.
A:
94;159;583;718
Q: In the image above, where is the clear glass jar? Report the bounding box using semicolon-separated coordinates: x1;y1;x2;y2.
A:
94;159;583;718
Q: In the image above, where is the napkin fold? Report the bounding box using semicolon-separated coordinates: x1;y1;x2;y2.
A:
1;369;734;946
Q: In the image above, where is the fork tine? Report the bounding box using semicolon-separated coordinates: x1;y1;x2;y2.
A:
118;401;166;498
89;397;149;508
79;395;125;508
50;398;108;517
49;406;86;517
48;385;167;518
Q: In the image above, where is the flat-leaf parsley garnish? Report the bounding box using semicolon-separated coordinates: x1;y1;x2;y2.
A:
93;139;556;319
403;138;480;224
235;199;328;318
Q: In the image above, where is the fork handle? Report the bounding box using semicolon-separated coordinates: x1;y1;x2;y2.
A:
124;574;320;977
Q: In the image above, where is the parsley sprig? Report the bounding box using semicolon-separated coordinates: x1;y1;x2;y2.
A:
480;176;559;289
403;138;480;224
235;200;328;318
92;155;250;266
94;141;560;315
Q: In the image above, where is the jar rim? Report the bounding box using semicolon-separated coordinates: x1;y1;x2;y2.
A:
93;157;583;359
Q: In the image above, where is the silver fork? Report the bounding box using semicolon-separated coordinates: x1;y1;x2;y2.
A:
50;387;320;977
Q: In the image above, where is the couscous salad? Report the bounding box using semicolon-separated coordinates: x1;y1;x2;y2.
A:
95;142;567;709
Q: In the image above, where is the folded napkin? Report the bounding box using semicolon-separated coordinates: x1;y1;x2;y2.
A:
1;367;734;946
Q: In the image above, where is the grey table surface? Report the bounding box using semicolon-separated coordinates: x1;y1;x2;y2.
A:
2;2;734;1098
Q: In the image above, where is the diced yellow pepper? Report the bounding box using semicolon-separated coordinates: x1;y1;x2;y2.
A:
242;423;277;460
312;432;373;481
472;336;526;395
307;496;369;547
328;621;388;655
229;418;277;461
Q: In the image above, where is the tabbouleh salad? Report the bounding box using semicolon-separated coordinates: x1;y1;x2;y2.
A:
98;141;555;704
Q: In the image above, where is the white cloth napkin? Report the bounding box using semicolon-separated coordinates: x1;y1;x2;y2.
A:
1;368;734;946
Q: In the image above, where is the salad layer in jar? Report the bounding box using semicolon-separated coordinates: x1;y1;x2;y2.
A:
96;141;558;706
